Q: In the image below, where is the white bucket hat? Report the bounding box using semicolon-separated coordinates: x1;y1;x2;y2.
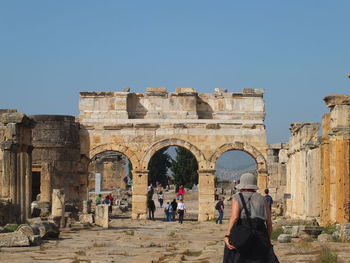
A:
235;173;259;190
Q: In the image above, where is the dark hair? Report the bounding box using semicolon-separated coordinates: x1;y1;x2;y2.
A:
264;189;269;194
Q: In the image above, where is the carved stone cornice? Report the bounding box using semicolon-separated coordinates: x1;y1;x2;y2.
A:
324;94;350;108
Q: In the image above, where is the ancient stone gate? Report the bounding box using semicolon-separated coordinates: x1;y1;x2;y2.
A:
79;88;268;221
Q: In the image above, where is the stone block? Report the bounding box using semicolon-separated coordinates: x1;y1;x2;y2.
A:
340;223;350;241
79;214;94;224
95;205;109;228
299;226;323;238
31;221;60;239
0;231;30;247
277;234;291;243
175;87;197;93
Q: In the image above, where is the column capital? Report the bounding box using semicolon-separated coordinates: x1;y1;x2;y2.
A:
0;141;19;152
324;94;350;108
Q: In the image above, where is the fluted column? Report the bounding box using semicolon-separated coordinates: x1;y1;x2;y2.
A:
0;141;19;203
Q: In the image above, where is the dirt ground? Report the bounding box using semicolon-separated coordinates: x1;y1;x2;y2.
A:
1;190;350;263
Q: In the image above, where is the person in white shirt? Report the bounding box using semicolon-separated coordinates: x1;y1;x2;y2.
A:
177;199;186;224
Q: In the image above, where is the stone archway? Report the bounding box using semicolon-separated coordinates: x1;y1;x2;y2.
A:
140;138;207;170
209;142;268;190
134;138;210;220
89;143;140;170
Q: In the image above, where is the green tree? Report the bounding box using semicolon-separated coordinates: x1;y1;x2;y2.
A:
148;147;172;186
170;147;198;189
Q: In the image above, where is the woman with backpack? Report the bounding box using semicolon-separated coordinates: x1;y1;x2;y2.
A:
223;173;279;263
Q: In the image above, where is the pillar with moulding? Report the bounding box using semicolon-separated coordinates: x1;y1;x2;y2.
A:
198;169;215;221
131;170;148;220
324;94;350;223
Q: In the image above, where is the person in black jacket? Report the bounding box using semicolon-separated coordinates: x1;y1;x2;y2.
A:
171;199;178;221
147;198;156;220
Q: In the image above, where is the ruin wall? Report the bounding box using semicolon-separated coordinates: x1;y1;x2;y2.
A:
31;115;85;205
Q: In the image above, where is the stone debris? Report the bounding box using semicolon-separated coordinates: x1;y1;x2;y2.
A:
277;234;292;243
0;231;30;247
317;233;333;242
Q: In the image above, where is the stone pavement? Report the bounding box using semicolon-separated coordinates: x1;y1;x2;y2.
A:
1;216;350;263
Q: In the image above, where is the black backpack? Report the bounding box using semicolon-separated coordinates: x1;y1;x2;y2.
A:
215;201;221;210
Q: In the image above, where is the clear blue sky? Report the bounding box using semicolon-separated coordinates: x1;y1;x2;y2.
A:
1;1;349;143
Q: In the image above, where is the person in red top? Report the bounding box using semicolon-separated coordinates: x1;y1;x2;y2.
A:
106;193;114;213
177;185;185;200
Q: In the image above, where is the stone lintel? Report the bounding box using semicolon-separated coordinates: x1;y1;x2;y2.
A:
103;124;133;130
269;143;283;149
242;88;264;95
205;123;220;129
80;91;115;97
175;87;197;94
324;94;350;108
79;124;95;130
134;123;160;129
172;123;187;129
146;87;167;95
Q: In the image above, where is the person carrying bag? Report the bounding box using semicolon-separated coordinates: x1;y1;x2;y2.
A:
223;173;279;263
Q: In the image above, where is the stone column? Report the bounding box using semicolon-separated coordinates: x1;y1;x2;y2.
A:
198;169;215;221
321;113;331;225
131;170;148;220
0;141;19;203
19;151;26;222
324;95;350;223
25;146;33;220
52;189;65;227
40;163;52;202
0;141;14;198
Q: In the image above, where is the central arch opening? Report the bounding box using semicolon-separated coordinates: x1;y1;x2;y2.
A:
215;150;258;220
146;146;199;221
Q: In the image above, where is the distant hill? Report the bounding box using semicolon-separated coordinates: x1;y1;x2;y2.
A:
215;164;257;182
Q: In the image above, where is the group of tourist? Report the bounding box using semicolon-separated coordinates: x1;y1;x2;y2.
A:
147;184;187;223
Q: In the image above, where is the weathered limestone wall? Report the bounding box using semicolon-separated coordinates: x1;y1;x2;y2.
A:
267;143;288;202
0;110;34;222
88;151;127;191
285;123;321;220
323;95;350;223
31;115;86;206
79;88;268;221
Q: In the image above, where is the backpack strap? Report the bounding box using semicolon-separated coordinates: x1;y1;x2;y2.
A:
238;193;253;229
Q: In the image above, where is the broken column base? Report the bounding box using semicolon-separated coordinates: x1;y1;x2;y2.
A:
95;205;109;228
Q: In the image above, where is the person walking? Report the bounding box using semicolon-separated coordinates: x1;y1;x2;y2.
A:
164;202;173;221
223;173;279;263
177;199;186;224
158;191;164;207
264;188;273;211
147;198;156;220
215;196;225;224
171;199;178;221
